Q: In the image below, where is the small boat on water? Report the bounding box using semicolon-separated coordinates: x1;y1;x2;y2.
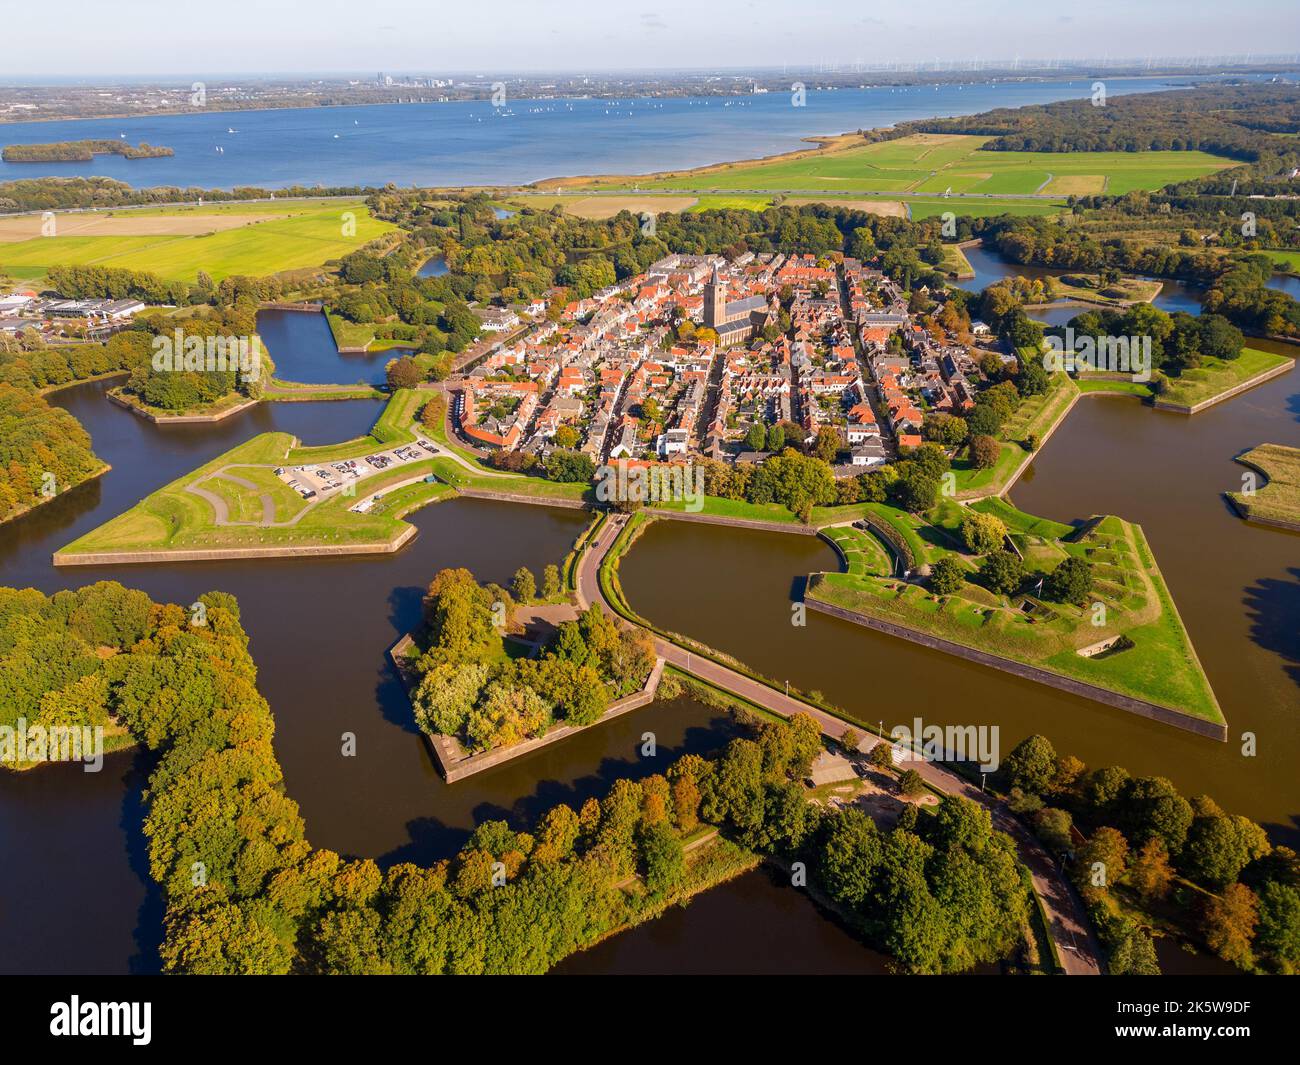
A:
227;127;238;133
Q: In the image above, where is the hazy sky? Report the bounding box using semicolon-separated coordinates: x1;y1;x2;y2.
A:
11;0;1300;78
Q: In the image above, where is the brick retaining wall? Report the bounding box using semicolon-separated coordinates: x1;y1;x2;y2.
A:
53;525;417;567
804;596;1227;741
1154;358;1294;414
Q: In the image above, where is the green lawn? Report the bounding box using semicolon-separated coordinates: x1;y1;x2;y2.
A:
904;198;1065;219
197;466;308;524
940;242;974;278
0;199;393;285
1075;376;1155;399
1156;348;1294;410
1263;249;1300;274
822;524;895;577
324;310;412;353
954;371;1079;499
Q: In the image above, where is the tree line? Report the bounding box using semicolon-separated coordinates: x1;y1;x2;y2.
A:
1;579;1042;973
911;84;1300;165
410;567;656;750
0;175;370;213
999;733;1299;974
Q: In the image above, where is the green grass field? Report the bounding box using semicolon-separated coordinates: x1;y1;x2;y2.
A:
809;505;1223;724
1264;249;1300;274
628;134;1235;198
60;389;589;558
0;198;394;285
1156;348;1294;410
954;370;1079;499
1075;376;1155;399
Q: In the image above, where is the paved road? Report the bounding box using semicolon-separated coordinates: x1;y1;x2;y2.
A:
577;513;1103;975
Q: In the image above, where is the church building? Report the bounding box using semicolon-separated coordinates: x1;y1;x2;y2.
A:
703;263;770;346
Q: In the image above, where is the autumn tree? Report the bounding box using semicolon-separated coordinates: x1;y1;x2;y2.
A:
1127;838;1174;903
1203;883;1258;970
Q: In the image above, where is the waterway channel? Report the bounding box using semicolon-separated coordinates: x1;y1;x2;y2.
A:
2;294;1293;976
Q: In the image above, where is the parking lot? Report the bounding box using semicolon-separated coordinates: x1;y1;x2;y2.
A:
274;436;442;503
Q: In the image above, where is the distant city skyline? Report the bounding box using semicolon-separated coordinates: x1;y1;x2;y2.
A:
7;0;1299;78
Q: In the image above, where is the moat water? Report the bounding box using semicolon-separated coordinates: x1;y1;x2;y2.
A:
1;283;1295;977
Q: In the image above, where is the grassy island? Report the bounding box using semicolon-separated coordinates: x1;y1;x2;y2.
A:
1153;347;1295;413
805;497;1224;733
1228;443;1300;530
55;389;588;564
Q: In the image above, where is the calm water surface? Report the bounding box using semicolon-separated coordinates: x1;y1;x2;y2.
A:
0;79;1216;189
258;308;396;385
0;370;850;974
619;345;1300;839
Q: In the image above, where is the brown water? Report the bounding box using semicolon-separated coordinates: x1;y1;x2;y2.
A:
619;345;1300;838
0;379;859;975
5;335;1295;974
554;865;895;975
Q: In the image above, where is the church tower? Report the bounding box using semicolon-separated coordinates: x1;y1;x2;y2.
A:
704;262;726;329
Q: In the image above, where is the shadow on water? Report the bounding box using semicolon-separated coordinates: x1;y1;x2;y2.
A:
375;583;429;733
121;750;164;974
1243;566;1300;690
553;862;906;975
380;710;741;868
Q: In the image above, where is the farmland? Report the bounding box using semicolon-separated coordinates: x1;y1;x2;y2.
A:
0;198;393;284
611;133;1235;198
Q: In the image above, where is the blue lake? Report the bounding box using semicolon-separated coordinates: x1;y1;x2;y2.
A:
257;308;398;384
0;78;1227;190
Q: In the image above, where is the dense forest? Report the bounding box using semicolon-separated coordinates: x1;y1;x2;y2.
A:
19;579;1294;974
1000;733;1300;975
119;302;269;411
0;330;154;522
0;384;106;521
0;328;151;391
912;84;1300;164
0;581;1030;974
411;567;656;750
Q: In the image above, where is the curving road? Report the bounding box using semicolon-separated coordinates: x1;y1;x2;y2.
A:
577;512;1103;975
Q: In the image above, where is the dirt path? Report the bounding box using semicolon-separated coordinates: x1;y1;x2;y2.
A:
185;466;321;528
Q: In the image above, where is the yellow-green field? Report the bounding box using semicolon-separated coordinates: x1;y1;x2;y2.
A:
1228;443;1300;527
510;190;1065;221
0;198;394;285
623;133;1236;198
